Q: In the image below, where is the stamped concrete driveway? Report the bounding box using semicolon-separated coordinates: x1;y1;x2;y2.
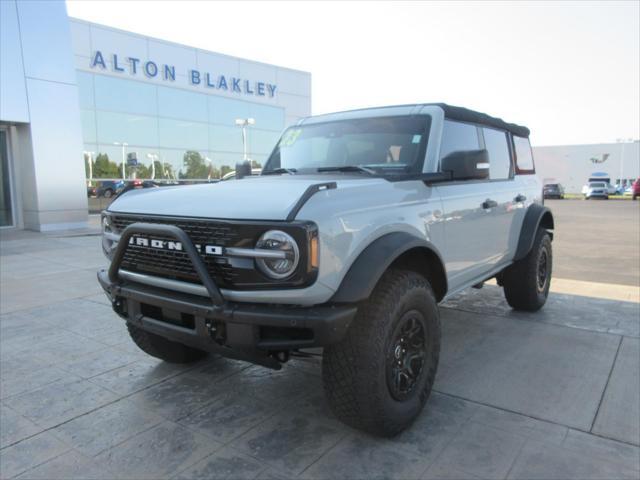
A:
0;226;638;480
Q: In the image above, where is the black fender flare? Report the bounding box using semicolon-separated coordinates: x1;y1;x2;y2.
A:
330;232;448;303
513;204;554;261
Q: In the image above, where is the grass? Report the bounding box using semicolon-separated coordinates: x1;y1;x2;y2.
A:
561;193;634;200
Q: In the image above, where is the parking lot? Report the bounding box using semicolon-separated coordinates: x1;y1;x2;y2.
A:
548;199;640;286
0;200;638;479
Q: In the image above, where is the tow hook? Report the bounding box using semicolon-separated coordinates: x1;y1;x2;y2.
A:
271;351;290;363
113;297;127;315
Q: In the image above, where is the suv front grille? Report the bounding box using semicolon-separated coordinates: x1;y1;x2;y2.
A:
111;216;239;245
110;214;316;291
112;215;240;288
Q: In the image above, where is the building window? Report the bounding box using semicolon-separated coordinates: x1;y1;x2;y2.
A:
0;130;14;227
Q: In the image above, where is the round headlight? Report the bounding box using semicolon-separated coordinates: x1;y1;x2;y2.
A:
255;230;299;279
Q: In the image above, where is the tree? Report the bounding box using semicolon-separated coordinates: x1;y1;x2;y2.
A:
92;153;119;178
180;151;209;179
135;164;151;179
154;160;176;180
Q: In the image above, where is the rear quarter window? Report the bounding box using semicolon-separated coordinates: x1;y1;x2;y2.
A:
513;136;535;173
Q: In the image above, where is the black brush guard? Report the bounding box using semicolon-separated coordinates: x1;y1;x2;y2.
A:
98;222;357;369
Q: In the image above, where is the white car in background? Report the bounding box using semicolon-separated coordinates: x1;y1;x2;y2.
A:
584;182;609;199
581;182;616;196
605;183;618;195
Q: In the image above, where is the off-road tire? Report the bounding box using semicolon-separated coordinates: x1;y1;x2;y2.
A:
502;228;552;311
322;269;440;437
103;189;113;198
127;323;208;363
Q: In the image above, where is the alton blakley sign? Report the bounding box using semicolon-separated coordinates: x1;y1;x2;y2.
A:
90;51;278;98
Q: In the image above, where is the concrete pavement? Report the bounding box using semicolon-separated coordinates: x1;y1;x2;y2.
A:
0;222;639;479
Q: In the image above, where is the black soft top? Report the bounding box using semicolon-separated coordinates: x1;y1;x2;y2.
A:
429;103;530;138
301;103;531;138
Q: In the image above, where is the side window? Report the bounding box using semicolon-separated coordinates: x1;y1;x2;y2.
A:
482;127;511;180
439;120;480;165
513;135;535;173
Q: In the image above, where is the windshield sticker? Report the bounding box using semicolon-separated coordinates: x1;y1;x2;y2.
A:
412;135;421;144
280;129;302;147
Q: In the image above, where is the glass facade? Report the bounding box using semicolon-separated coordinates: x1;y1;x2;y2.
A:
0;129;14;226
77;72;285;181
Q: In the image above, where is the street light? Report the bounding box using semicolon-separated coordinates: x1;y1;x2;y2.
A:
83;150;95;184
146;153;158;180
113;142;128;180
204;156;213;181
235;118;255;161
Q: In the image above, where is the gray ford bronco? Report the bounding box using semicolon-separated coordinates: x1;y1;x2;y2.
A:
98;103;554;436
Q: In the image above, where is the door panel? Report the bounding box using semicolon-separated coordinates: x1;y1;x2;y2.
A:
436;182;503;289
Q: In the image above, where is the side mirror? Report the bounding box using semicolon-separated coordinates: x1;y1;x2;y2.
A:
441;149;490;181
235;161;252;180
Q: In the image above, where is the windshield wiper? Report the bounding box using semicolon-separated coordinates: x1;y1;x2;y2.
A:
262;167;297;175
317;165;377;175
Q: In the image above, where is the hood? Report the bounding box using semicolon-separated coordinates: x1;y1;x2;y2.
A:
107;174;388;221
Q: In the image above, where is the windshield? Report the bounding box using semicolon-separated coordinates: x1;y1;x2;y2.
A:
263;115;430;175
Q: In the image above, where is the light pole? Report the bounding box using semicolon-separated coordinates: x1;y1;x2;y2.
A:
205;156;213;181
114;142;128;180
235;118;255;162
146;153;158;180
83;150;94;184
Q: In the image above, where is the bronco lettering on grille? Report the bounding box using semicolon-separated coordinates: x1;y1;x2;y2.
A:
129;236;223;256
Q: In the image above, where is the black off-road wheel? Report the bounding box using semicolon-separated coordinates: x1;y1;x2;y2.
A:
322;269;440;437
127;323;208;363
502;228;552;311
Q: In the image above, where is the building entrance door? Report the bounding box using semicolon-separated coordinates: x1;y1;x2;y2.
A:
0;129;14;227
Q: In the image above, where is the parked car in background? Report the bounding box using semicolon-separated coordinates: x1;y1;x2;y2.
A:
543;183;564;199
605;183;617;195
584;182;609;199
96;180;125;198
632;178;640;200
87;184;97;197
116;179;162;196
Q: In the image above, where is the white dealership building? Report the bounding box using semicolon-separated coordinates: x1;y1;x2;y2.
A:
534;141;639;193
0;0;311;231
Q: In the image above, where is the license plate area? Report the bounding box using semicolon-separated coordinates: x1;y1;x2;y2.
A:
139;302;195;329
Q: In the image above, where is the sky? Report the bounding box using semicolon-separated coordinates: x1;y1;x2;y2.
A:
66;0;639;147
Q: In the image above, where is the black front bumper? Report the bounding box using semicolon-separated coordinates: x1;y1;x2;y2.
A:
98;222;356;368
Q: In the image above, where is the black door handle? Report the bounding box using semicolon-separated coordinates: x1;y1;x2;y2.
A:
514;194;527;203
482;199;498;209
